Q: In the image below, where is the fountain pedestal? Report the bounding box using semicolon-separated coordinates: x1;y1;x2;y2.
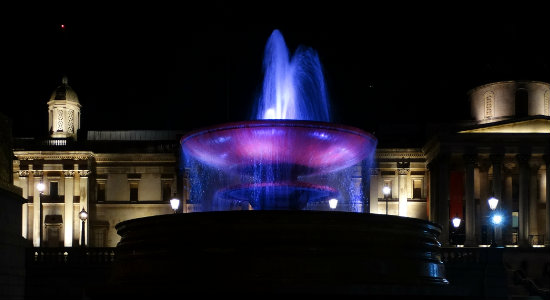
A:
104;211;449;298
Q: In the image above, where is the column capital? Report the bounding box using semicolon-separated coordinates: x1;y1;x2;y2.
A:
490;153;504;164
516;153;531;165
63;170;75;177
463;154;477;165
478;158;491;172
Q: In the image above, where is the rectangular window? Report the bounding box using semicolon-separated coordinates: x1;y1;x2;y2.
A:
94;229;105;247
512;211;519;228
50;182;59;196
97;183;105;202
162;181;172;202
413;179;422;199
130;182;139;202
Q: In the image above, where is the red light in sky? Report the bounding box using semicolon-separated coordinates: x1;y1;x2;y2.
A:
61;24;65;29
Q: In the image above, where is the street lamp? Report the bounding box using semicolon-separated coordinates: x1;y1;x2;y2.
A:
328;198;338;209
488;197;499;247
452;215;462;228
37;181;45;247
451;214;463;246
383;186;391;215
170;194;181;213
79;208;88;247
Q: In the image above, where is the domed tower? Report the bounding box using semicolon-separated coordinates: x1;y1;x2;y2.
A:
47;76;81;140
468;80;550;124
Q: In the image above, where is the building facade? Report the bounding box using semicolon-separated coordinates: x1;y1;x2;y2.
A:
10;78;550;248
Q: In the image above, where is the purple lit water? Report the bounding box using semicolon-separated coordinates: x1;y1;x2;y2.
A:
255;29;331;122
181;30;377;212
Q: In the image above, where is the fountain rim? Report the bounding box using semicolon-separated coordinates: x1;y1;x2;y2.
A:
180;119;377;146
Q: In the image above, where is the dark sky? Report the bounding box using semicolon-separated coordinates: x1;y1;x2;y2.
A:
4;3;550;141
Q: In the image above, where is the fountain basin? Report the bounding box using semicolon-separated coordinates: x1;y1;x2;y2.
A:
181;120;377;177
109;211;448;297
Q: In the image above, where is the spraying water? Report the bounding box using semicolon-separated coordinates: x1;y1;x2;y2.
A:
182;29;376;212
255;29;331;122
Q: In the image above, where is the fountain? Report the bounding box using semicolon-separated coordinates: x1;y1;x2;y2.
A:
107;29;449;298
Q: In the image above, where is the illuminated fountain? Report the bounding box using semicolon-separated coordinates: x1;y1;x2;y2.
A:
182;29;376;212
108;29;449;298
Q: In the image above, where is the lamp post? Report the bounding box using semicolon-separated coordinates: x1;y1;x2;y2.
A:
170;194;181;213
79;208;88;247
37;181;45;247
452;215;462;229
452;214;462;245
383;186;391;215
488;197;500;247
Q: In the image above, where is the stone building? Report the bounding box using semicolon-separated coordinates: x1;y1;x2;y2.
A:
10;78;550;248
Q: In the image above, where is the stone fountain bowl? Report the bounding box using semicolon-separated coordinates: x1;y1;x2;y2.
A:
181;120;377;177
108;211;449;297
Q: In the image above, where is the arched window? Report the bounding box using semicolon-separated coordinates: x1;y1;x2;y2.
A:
515;88;528;117
484;91;494;119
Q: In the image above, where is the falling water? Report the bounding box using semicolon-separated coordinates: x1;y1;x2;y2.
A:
182;29;377;212
255;29;331;122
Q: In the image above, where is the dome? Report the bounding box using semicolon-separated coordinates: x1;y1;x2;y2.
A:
49;76;79;104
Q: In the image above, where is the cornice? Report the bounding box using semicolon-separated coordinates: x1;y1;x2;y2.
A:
14;151;94;161
94;153;176;162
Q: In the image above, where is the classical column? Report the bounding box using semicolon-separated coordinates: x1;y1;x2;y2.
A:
544;155;550;247
490;154;504;244
64;170;74;247
438;154;451;246
477;159;491;243
397;158;410;217
503;162;515;244
517;154;531;247
29;166;42;247
528;160;541;243
19;171;29;239
369;168;379;214
79;170;90;246
463;154;476;246
427;161;438;223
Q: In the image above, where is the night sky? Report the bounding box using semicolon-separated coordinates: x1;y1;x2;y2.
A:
4;3;550;143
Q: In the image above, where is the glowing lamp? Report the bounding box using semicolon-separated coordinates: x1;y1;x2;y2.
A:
37;182;45;193
170;196;181;213
79;208;88;221
488;197;499;210
328;198;338;209
491;214;502;225
452;216;461;228
382;186;391;197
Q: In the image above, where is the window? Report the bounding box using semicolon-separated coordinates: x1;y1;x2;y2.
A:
545;90;550;115
162;181;172;202
413;179;422;199
130;182;138;202
97;182;105;202
94;229;105;247
484;91;494;119
512;211;519;228
515;89;528;117
50;182;59;196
